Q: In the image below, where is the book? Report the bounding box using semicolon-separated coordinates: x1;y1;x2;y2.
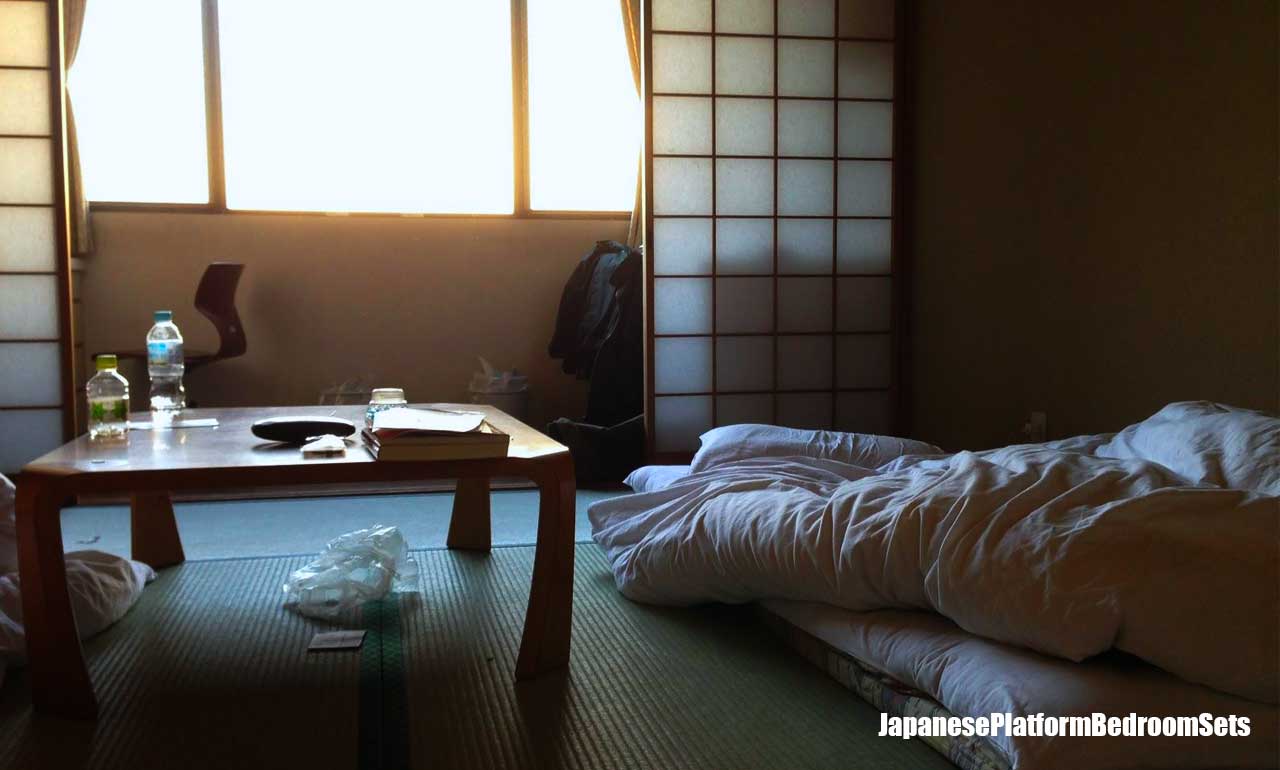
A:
363;407;509;461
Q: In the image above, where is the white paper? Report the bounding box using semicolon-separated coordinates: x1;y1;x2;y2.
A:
128;418;220;430
301;434;347;456
372;407;484;434
307;630;366;651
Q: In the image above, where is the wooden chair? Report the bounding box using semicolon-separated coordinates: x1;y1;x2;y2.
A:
98;262;247;373
186;262;247;372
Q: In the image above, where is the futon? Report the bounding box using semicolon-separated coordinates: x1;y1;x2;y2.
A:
590;402;1280;770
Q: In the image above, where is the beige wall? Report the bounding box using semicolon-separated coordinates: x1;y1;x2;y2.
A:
909;0;1279;449
81;213;627;428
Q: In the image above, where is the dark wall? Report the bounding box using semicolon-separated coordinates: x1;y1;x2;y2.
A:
909;0;1279;449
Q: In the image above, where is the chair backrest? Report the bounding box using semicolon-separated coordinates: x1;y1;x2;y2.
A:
193;262;247;359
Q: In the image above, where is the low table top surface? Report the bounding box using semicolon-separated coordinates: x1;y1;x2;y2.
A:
22;404;566;478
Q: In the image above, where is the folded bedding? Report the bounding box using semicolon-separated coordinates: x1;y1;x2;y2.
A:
762;600;1280;770
593;403;1280;705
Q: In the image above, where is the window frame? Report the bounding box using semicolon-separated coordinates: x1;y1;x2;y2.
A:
87;0;631;220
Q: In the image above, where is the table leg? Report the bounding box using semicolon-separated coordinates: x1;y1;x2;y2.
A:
447;477;491;551
516;456;575;680
131;491;185;568
15;478;99;718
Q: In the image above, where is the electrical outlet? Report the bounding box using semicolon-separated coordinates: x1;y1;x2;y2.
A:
1021;411;1048;443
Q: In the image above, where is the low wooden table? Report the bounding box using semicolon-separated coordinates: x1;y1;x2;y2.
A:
16;404;576;719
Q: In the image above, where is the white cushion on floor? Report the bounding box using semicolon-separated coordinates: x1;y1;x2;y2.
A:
0;473;156;672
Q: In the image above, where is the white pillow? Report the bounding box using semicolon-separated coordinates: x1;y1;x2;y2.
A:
689;424;943;474
2;550;155;666
624;465;692;493
1095;401;1279;494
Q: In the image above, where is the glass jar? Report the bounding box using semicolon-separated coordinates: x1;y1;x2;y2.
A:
365;388;407;428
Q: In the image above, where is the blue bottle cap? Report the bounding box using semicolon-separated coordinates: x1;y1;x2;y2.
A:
154;310;173;322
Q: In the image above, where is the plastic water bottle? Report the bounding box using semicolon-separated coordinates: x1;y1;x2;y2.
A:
86;354;129;441
146;310;186;421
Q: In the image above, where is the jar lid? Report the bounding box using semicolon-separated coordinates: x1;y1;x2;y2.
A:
370;388;406;403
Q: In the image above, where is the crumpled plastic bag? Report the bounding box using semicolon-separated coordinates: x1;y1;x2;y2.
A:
282;524;418;621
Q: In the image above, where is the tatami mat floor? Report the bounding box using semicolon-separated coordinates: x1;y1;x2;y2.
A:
59;489;625;559
0;545;952;770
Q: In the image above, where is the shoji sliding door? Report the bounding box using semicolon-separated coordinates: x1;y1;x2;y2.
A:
0;0;76;473
644;0;902;456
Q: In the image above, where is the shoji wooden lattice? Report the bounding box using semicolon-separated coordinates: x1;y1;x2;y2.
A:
0;0;75;473
644;0;901;456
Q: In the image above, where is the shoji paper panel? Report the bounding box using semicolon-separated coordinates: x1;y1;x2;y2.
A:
716;336;773;392
652;35;712;94
654;396;712;453
716;0;773;35
837;277;892;331
716;159;773;215
0;0;72;472
836;334;892;388
778;160;833;215
0;2;48;67
715;394;773;426
777;393;832;429
0;409;62;471
837;220;891;273
654;278;713;334
646;0;900;454
653;218;713;275
836;391;892;434
0;206;56;271
838;0;894;38
777;335;833;391
653;158;712;214
714;38;774;96
837;160;892;216
716;277;773;333
0;138;53;203
0;69;50;135
0;275;58;338
0;342;60;406
655;337;713;394
778;219;832;273
838;42;893;99
715;98;773;156
652;0;711;33
778;100;834;156
778;40;834;98
838;102;892;157
779;0;835;36
778;277;833;332
716;218;773;274
653;97;712;155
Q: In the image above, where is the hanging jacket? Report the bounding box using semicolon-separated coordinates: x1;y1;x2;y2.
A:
548;240;633;380
583;248;643;427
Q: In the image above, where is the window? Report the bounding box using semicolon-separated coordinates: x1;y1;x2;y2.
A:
69;0;209;203
527;0;639;211
70;0;638;216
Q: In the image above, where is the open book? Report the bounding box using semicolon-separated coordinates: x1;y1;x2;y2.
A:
363;407;510;461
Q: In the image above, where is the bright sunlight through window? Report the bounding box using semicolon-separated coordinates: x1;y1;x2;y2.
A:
218;1;513;214
527;0;640;212
70;0;638;214
69;0;209;204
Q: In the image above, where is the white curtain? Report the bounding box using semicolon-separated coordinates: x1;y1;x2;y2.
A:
63;0;92;255
619;0;642;249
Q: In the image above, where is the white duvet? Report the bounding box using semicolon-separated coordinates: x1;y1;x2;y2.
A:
590;403;1280;704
